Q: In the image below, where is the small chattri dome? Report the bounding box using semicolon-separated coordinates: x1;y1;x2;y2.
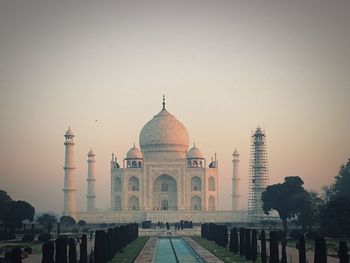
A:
126;144;143;159
65;127;74;136
187;143;203;159
88;149;95;156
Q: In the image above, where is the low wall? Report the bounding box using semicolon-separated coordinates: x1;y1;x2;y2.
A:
77;210;247;224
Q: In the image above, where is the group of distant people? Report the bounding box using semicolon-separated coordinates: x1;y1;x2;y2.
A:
174;222;184;230
157;221;185;230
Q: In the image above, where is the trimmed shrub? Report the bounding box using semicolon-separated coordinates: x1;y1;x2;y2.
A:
11;247;22;263
260;230;267;263
68;237;77;263
94;230;106;263
80;234;88;263
298;234;306;263
281;238;287;263
251;229;257;262
269;231;279;263
229;229;234;252
338;241;349;263
245;228;251;260
55;236;68;263
314;237;327;263
239;227;245;257
232;227;239;254
42;241;54;263
142;220;152;229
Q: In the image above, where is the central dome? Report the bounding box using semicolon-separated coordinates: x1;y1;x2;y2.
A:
139;106;189;158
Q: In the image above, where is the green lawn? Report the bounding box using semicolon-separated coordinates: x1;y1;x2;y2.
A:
0;240;42;254
110;236;149;263
191;237;261;263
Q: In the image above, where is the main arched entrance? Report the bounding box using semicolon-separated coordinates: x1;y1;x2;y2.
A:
153;174;177;210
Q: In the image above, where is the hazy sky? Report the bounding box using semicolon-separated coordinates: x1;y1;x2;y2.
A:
1;0;349;213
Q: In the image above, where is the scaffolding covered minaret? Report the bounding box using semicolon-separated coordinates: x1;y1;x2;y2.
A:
248;127;269;221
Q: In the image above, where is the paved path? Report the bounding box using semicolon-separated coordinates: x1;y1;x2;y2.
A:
263;241;338;263
284;245;338;263
134;237;157;263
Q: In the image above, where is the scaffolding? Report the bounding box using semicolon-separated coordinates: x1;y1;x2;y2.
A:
248;127;269;221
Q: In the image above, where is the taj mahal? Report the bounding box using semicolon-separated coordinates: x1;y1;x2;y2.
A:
63;97;246;223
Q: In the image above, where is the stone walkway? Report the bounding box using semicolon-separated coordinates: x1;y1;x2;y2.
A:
284;246;338;263
134;237;157;263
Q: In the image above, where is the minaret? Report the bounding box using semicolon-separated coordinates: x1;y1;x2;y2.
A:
248;127;269;220
232;148;241;211
87;149;96;212
63;127;77;219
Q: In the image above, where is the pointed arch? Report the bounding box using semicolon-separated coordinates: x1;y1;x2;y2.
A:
129;196;139;210
191;176;201;191
208;176;215;191
128;176;139;191
191;195;201;210
115;177;122;192
208;196;215;210
114;196;121;211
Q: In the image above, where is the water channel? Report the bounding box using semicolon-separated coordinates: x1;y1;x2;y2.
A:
153;237;204;263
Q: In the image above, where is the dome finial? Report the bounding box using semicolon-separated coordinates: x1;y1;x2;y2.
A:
162;94;166;109
194;141;196;147
133;142;136;148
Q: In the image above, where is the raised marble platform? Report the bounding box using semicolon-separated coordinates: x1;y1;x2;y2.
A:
77;210;247;223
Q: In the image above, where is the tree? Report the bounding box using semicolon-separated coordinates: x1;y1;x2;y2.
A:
2;200;35;232
60;215;76;226
0;190;12;222
77;220;87;227
262;176;307;233
333;159;350;198
319;195;350;236
37;214;57;233
298;191;322;232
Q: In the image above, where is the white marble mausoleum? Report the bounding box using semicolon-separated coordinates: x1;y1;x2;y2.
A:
64;97;244;223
